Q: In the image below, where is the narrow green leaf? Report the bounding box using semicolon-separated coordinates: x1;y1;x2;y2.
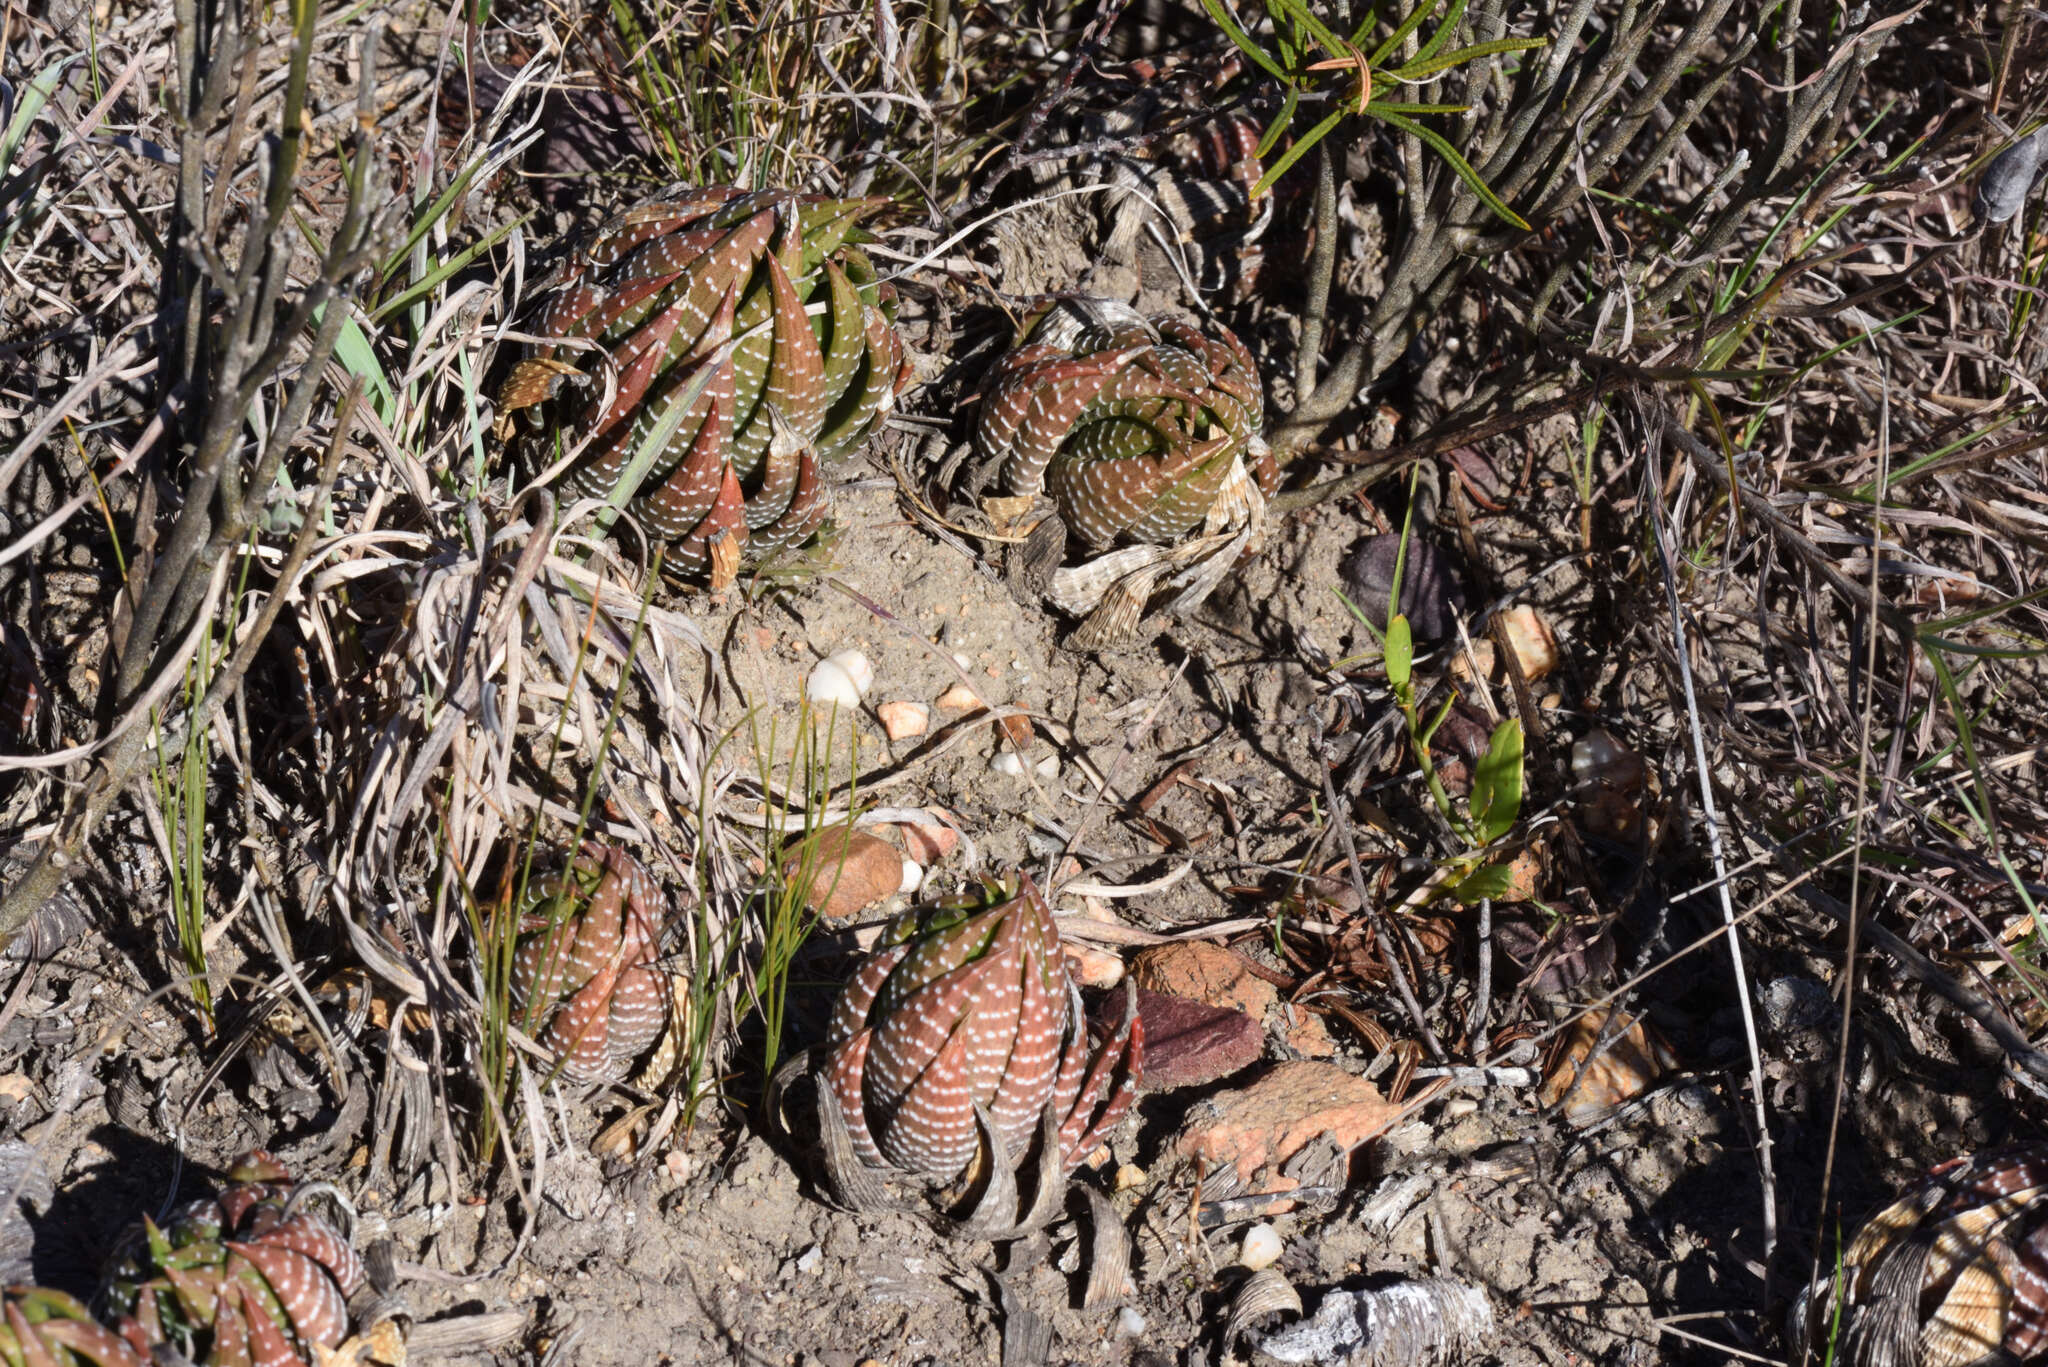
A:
1409;0;1471;67
381;128;537;279
1391;36;1546;81
1363;100;1472;115
1198;0;1293;83
1471;717;1525;843
1333;586;1387;647
324;306;397;423
1919;581;2048;635
1418;691;1457;748
1265;0;1349;60
1252;107;1347;198
1256;86;1301;161
371;215;526;321
589;339;734;543
1364;0;1446;66
1385;614;1414;689
1373;107;1529;230
0;55;71;183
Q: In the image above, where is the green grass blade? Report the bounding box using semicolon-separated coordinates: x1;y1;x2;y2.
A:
371;215;526;322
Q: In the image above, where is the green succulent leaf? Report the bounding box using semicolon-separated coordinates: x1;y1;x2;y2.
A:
1471;718;1526;844
1384;614;1414;690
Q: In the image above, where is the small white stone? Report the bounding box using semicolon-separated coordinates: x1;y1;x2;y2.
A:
1118;1307;1146;1337
805;659;863;710
900;857;922;894
1238;1223;1283;1270
824;648;874;696
1033;753;1059;780
990;750;1028;776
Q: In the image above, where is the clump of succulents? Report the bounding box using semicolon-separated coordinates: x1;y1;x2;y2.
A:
1788;1144;2048;1367
100;1150;364;1367
500;187;910;584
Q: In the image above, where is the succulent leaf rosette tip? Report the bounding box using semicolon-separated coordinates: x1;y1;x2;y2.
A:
509;841;672;1085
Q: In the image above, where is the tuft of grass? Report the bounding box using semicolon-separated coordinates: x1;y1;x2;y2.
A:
747;699;861;1086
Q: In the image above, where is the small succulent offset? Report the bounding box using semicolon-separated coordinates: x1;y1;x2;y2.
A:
499;187;910;583
1789;1145;2048;1367
510;842;671;1084
974;296;1274;648
101;1150;364;1367
774;874;1142;1236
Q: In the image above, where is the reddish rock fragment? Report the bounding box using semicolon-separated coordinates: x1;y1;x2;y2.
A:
891;821;959;865
782;827;903;920
1282;1009;1336;1059
1131;941;1277;1020
1174;1060;1398;1192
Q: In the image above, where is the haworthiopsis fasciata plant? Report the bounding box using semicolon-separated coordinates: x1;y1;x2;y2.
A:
1789;1144;2048;1367
971;296;1274;649
509;842;675;1085
0;1286;147;1366
771;873;1142;1237
99;1150;365;1367
498;187;910;586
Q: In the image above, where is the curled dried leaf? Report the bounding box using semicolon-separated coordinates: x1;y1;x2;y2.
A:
1228;1268;1304;1346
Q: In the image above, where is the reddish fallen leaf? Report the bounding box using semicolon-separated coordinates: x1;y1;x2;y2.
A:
1110;989;1262;1091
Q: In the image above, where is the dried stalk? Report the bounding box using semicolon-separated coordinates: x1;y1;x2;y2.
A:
0;0;385;947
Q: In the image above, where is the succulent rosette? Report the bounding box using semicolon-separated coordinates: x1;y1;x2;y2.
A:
779;873;1141;1235
973;297;1274;646
100;1150;363;1367
1789;1145;2048;1367
509;842;671;1084
499;187;910;581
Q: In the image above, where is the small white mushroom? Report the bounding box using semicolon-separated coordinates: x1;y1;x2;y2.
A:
1238;1223;1283;1270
